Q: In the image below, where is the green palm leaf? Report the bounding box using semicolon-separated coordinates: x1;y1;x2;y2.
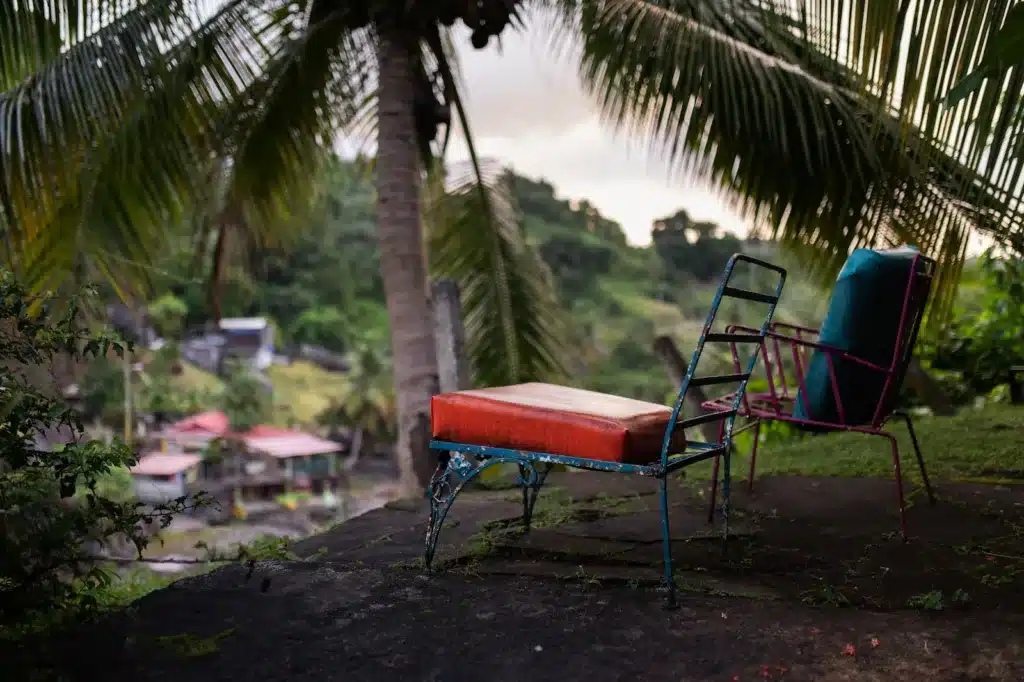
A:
426;160;567;386
0;0;279;294
546;0;1024;316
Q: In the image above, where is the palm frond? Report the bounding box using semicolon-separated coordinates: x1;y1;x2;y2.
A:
221;15;377;238
0;0;280;293
192;6;379;317
946;3;1024;105
545;0;1024;317
426;160;567;386
423;30;566;385
0;1;199;88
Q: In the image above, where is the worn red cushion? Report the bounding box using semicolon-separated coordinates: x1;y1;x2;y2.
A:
430;383;684;464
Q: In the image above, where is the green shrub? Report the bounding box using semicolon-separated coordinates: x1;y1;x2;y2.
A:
0;274;204;629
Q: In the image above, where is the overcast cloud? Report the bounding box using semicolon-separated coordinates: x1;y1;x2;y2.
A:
440;25;749;246
341;21;990;253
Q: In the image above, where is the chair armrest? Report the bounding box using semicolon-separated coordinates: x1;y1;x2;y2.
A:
770;321;820;337
722;323;894;423
762;330;889;374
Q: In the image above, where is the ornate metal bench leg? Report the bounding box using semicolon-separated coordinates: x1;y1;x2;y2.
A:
519;462;554;533
424;453;454;569
721;443;732;557
658;476;679;610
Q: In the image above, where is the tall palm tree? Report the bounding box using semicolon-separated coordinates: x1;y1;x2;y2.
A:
4;0;1024;493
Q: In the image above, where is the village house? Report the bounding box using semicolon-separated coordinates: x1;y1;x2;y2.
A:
218;317;274;371
129;452;202;504
134;411;348;506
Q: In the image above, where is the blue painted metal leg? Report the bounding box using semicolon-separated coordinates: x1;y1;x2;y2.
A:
658;476;678;610
425;451;532;569
424;452;454;569
518;462;554;532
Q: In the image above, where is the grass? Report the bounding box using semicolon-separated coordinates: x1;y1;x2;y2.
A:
171;362;224;394
267;360;350;426
683;404;1024;484
174;359;350;427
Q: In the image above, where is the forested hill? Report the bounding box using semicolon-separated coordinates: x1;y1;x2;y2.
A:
153;157;829;406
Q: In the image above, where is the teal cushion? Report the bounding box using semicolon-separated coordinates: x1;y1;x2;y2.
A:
793;247;922;427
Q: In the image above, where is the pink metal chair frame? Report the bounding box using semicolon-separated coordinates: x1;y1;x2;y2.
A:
701;253;937;540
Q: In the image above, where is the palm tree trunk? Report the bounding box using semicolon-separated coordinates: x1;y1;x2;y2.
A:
376;32;440;496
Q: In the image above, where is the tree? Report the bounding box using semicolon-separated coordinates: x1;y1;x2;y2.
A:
651;210;742;284
218;363;274;433
6;0;1024;494
147;293;189;340
289;306;350;354
317;344;396;464
0;272;198;626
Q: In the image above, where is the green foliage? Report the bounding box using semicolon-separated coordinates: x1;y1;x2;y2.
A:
427;165;568;386
153;158;390;351
0;272;201;627
917;250;1024;400
514;174;828;403
148;293;188;339
138;374;209;422
651;209;743;285
316;344;396;442
218;363;273;432
288;306;349;354
81;355;125;424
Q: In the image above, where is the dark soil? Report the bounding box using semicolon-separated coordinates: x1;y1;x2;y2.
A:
458;475;1024;613
5;473;1023;681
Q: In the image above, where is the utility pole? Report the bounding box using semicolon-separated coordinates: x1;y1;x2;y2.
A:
123;348;133;447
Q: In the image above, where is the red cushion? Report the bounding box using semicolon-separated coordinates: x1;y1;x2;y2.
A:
430;383;685;464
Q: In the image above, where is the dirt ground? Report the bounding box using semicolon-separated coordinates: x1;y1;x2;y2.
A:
7;472;1024;681
455;474;1024;613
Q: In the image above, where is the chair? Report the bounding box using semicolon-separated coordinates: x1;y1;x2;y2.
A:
424;254;787;608
701;247;937;539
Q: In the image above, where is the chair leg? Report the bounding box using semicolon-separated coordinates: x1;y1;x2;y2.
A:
722;438;732;557
518;462;554;532
897;412;936;505
707;421;727;524
658;476;678;610
424;453;457;569
707;455;720;524
747;419;762;493
885;434;908;542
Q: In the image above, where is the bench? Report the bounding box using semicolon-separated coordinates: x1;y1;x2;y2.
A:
424;254;787;608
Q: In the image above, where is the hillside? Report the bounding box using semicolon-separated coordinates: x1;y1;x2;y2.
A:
510;175;828;402
144;158;830;424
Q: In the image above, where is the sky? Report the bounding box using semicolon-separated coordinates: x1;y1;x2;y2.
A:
414;25;748;247
339;21;993;254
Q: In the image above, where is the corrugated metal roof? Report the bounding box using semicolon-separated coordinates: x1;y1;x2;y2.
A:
130;453;202;476
219;318;268;331
244;434;342;459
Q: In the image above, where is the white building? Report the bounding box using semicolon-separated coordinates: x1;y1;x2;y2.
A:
129;452;202;504
219;317;274;370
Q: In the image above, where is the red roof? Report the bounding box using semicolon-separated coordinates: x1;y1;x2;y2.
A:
163;409;319;446
243;433;342;459
166;410;230;435
243;424;297;438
